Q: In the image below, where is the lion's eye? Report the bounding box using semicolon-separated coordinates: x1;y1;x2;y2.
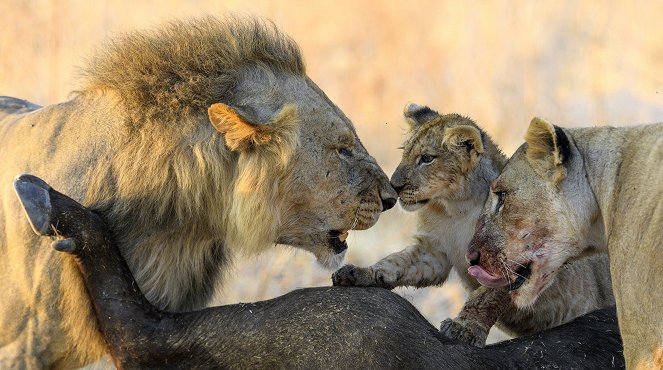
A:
417;154;436;166
494;191;506;214
338;147;353;157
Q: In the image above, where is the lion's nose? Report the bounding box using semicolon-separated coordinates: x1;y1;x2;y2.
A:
466;250;480;266
381;197;397;211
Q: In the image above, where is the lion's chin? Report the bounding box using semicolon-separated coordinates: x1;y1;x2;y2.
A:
509;265;555;308
399;198;429;212
315;249;347;270
280;230;350;269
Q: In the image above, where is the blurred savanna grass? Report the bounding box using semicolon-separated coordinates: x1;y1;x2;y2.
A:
2;0;662;345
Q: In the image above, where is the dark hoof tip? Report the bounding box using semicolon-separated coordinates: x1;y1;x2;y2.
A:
14;174;52;191
13;174;53;236
52;239;76;253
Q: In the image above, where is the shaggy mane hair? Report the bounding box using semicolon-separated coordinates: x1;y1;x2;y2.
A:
80;15;305;128
75;16;304;313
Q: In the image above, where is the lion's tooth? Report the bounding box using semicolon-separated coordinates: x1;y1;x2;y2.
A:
339;230;349;242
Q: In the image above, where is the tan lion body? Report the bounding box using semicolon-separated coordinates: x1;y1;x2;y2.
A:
0;17;395;368
333;105;613;345
574;124;663;368
469;117;663;367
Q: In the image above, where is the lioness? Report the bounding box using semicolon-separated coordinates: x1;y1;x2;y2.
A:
467;117;663;368
0;17;396;368
333;105;613;346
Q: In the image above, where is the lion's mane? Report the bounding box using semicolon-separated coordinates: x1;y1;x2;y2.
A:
80;15;304;129
72;17;304;315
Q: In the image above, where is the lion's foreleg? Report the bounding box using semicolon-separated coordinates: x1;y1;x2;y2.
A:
332;240;451;290
440;286;511;347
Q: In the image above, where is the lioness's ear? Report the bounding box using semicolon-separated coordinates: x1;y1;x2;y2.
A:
208;103;298;152
443;125;484;166
403;103;440;129
525;117;571;185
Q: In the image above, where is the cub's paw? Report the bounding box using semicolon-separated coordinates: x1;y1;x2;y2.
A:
333;264;370;286
332;265;397;289
439;318;488;348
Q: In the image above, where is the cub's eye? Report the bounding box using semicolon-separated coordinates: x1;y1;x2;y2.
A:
417;154;436;166
494;191;506;214
338;147;353;157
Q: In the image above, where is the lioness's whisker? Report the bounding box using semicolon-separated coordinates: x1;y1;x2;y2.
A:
503;263;528;280
507;259;528;269
500;260;512;286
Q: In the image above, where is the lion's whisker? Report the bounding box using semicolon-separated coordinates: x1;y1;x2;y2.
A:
502;262;528;280
350;207;360;230
507;258;528;269
500;260;512;286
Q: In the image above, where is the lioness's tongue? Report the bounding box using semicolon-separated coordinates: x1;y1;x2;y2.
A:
468;265;509;288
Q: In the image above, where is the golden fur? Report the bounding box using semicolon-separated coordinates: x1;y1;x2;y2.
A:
0;16;395;368
636;347;663;370
79;15;304;131
470;117;663;367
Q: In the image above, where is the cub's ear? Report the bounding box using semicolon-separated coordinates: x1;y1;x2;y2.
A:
208;103;298;152
403;103;440;129
525;117;571;185
443;125;484;166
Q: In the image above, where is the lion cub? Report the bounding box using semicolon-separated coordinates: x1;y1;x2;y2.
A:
332;104;614;346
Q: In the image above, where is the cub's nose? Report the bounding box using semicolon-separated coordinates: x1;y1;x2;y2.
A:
381;197;397;211
466;250;480;266
390;183;404;194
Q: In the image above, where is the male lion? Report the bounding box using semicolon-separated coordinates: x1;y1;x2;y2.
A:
333;104;613;346
0;16;396;368
467;117;663;368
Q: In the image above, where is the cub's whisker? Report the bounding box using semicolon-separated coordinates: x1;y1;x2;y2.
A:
350;207;360;230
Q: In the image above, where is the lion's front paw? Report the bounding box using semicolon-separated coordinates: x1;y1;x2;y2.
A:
439;318;488;348
333;264;367;286
332;265;397;289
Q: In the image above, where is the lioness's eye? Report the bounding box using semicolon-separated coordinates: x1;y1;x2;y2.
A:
417;154;436;165
338;147;353;157
494;191;506;214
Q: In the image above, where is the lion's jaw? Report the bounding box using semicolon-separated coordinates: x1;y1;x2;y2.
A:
467;146;600;307
229;73;395;267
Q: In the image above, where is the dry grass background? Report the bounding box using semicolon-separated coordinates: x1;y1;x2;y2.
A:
2;0;663;350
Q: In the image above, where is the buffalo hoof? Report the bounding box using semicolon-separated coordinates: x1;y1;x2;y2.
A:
14;174;54;236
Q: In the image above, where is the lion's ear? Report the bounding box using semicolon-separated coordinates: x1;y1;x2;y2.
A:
443;125;484;166
403;103;439;129
208;103;298;152
525;117;571;185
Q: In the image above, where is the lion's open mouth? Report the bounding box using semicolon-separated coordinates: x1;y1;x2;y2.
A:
467;265;509;288
508;263;532;291
467;261;532;290
328;230;349;254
